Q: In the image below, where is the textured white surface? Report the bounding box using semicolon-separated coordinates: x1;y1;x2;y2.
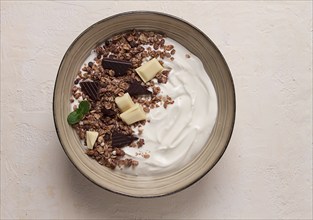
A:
1;1;312;219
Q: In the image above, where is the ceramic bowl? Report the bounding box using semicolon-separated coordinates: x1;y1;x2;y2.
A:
53;11;235;197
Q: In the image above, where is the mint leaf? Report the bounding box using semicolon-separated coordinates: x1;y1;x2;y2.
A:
67;111;84;125
78;100;90;114
67;100;90;125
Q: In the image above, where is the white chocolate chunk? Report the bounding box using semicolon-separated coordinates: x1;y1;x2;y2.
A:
135;58;163;82
120;103;146;125
86;131;99;149
115;93;134;112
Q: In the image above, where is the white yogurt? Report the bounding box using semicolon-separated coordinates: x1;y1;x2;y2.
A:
74;38;218;176
120;38;217;175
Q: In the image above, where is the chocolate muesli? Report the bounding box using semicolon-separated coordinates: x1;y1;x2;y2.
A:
68;30;175;169
68;30;218;175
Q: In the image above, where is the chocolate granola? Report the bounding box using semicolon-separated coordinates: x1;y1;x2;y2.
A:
69;30;175;170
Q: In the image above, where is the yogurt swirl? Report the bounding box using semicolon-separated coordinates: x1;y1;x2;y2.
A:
120;38;218;176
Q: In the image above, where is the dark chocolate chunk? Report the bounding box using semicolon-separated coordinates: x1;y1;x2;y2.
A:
102;108;116;117
111;132;138;148
80;81;99;100
126;81;152;96
102;58;132;77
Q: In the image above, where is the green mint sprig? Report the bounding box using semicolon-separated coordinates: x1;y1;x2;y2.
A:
67;100;90;125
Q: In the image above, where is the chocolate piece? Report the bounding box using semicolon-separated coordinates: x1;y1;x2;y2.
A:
135;58;163;82
120;104;146;125
80;81;99;100
115;93;134;112
126;81;152;96
102;58;132;76
102;108;116;117
112;132;138;148
86;131;98;149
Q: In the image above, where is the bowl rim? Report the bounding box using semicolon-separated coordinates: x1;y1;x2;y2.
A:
53;10;236;198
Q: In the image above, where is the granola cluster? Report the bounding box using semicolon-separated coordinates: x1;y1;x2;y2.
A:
69;30;175;170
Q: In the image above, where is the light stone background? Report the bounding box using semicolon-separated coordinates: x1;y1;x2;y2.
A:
1;1;312;220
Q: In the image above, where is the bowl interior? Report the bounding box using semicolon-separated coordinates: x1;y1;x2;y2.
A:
53;11;235;197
